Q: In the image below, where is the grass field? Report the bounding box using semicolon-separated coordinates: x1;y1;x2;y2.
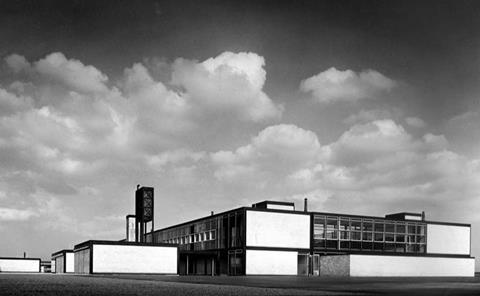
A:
1;273;480;295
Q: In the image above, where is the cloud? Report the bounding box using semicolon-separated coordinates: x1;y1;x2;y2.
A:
405;116;426;128
209;118;480;224
300;67;396;103
0;208;37;221
4;54;31;73
211;124;323;181
343;109;401;125
34;52;109;94
445;111;480;157
172;51;283;121
0;88;33;116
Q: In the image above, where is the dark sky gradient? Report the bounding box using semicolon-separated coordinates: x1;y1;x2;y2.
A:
2;0;479;133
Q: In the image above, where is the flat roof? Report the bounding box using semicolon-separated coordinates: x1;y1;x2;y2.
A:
73;240;177;251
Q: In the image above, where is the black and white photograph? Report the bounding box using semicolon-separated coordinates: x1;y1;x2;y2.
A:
0;0;479;295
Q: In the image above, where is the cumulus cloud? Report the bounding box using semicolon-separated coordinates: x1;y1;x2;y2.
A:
300;67;396;103
4;54;31;73
172;51;283;121
209;119;480;223
34;52;109;94
0;88;33;116
343;108;402;125
211;124;323;181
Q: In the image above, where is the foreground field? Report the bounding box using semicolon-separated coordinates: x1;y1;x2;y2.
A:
1;273;480;295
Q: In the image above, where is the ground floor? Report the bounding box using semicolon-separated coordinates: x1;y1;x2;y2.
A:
178;249;474;277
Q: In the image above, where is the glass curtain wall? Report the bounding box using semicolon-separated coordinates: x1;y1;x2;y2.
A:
313;214;426;254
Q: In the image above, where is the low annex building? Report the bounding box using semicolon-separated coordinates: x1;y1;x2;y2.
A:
0;257;41;273
51;249;74;273
73;240;178;274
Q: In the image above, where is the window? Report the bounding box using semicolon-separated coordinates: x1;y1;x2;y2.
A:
362;220;373;232
396;234;405;243
374;221;384;232
326;240;338;249
416;244;426;253
326;218;338;239
374;242;384;251
385;243;395;252
362;232;373;241
395;244;405;253
416;235;425;243
374;232;384;242
396;223;406;233
362;241;373;250
211;230;216;240
407;224;416;234
385;223;395;233
205;232;210;240
314;221;325;240
416;225;425;235
350;241;361;250
351;231;361;240
340;219;350;231
385;233;394;242
351;219;361;231
406;244;415;253
407;234;415;244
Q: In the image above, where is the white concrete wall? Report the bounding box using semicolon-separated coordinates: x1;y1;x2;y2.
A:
51;260;55;273
0;259;39;272
246;210;310;248
65;252;74;273
92;244;177;274
350;255;475;277
405;215;421;221
427;224;470;255
266;204;294;211
246;250;298;275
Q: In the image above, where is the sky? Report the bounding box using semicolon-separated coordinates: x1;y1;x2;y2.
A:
0;0;480;266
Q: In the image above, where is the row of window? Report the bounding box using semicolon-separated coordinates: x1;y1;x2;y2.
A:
314;215;425;233
318;231;426;243
314;240;426;253
164;230;217;245
314;215;426;242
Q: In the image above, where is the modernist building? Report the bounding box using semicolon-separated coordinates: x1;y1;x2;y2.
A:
51;249;74;273
0;257;41;273
144;200;474;277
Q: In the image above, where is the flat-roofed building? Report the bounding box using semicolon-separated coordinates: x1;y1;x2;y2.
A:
51;249;74;273
145;200;474;276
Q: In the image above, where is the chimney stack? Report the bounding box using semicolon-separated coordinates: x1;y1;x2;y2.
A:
304;198;308;212
421;211;425;221
23;252;26;258
211;211;214;216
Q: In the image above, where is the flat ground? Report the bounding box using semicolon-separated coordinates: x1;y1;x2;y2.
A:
1;273;480;296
